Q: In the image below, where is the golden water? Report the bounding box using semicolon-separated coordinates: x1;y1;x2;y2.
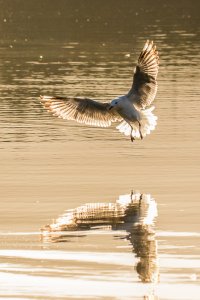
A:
0;1;200;299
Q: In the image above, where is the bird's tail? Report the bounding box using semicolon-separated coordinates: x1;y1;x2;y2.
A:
116;106;157;140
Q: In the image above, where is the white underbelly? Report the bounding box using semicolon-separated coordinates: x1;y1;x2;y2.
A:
118;105;140;122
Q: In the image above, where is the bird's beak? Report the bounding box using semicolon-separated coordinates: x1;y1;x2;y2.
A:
108;105;113;111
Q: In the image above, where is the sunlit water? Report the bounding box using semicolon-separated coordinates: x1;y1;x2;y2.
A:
0;2;200;299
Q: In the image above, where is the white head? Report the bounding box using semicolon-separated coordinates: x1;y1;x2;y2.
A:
109;98;120;110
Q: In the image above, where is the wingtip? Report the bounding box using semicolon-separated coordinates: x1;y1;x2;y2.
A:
40;95;54;102
143;40;149;51
141;39;159;62
143;39;154;49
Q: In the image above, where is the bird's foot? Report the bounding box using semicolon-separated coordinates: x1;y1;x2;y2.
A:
131;136;135;142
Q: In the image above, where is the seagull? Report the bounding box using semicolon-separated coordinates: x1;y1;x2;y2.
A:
40;40;159;142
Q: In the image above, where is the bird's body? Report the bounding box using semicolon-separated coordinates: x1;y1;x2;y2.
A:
112;96;141;122
40;40;159;141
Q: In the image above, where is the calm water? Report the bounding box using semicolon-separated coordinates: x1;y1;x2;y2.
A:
0;1;200;299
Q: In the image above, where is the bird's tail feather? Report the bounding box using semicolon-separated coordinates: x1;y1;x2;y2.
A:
116;106;157;140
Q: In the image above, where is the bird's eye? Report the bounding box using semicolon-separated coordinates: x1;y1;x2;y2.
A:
115;102;117;105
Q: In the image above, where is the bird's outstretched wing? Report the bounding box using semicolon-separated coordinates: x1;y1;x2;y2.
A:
40;96;121;127
128;40;159;109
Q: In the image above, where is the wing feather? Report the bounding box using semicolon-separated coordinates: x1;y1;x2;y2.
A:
128;40;159;109
40;96;121;127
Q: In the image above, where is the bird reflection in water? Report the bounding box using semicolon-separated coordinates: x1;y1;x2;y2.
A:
41;191;159;285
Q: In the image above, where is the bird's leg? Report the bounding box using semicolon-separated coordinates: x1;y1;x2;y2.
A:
129;124;135;142
125;119;135;142
139;194;143;207
138;121;143;140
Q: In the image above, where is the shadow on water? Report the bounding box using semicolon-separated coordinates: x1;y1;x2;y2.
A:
41;191;159;285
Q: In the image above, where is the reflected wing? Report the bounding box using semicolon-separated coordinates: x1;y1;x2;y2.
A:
128;40;159;109
40;96;121;127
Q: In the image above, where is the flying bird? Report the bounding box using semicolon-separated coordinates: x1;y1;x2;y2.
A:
40;40;159;142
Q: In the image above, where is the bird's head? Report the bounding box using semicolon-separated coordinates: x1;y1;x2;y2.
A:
108;99;119;110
